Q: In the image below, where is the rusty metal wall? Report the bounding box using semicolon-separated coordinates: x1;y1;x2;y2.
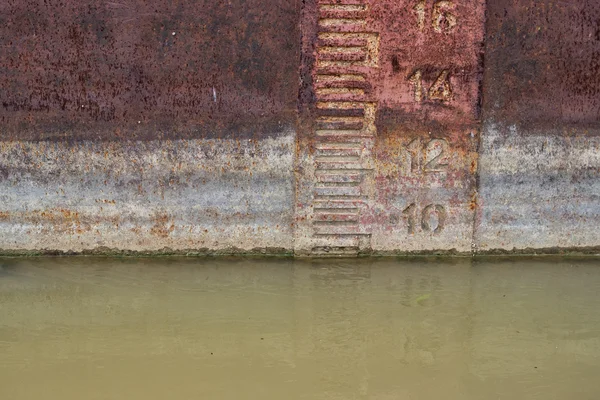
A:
0;0;598;255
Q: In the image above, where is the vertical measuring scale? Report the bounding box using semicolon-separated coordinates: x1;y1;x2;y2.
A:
296;0;485;255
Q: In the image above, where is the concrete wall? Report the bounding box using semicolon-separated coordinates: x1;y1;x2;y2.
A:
476;0;600;253
0;136;294;253
0;0;598;255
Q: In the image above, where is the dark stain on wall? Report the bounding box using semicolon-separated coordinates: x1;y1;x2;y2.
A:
483;0;600;132
0;0;301;141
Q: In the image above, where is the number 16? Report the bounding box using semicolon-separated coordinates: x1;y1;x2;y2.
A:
413;0;457;33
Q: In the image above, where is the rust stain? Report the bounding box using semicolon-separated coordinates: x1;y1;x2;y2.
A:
150;212;175;238
0;208;109;235
470;159;477;174
469;194;478;211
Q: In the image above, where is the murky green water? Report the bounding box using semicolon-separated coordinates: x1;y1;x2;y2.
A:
1;257;599;399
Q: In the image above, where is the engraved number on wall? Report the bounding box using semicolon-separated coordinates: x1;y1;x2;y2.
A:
413;1;457;33
406;138;449;174
408;69;453;103
402;203;447;235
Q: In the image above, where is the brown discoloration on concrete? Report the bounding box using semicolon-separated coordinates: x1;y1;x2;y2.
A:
0;0;300;141
483;0;600;132
0;136;295;253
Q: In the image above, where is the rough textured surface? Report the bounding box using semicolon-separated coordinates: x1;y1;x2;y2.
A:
476;0;600;253
0;0;299;141
482;0;600;130
0;135;294;253
295;0;485;255
0;0;298;255
477;128;600;251
0;0;598;255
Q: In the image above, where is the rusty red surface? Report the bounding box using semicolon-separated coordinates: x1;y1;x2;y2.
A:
295;0;485;254
484;0;600;132
0;0;300;141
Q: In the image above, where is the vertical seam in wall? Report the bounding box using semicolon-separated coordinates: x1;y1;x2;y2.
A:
294;0;316;256
470;0;489;257
293;0;302;255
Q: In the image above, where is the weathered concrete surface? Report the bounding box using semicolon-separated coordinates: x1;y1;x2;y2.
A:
0;0;299;254
0;0;598;255
475;0;600;252
0;136;294;253
477;129;600;251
